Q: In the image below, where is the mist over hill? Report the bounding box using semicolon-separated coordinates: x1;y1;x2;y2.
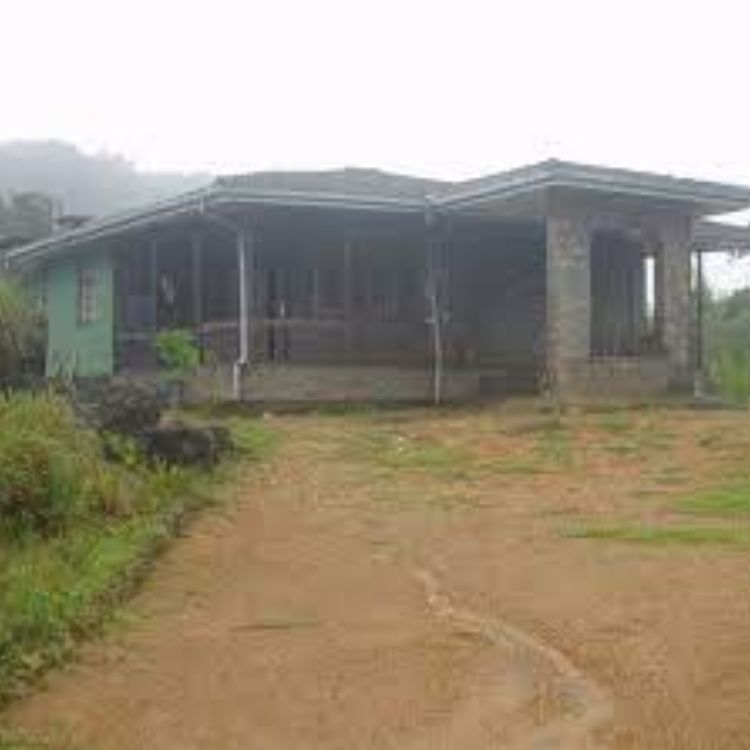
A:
0;140;211;218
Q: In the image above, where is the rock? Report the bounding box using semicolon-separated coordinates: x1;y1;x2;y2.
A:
141;422;233;467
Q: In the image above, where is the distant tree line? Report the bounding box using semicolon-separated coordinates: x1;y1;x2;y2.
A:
0;140;209;218
0;193;54;246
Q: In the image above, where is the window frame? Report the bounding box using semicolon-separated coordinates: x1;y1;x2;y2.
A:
77;264;99;326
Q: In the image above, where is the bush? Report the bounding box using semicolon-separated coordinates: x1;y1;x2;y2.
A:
154;330;200;378
0;280;45;384
0;392;111;535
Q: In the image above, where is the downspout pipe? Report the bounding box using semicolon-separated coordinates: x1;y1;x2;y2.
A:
425;207;444;406
199;205;253;401
235;230;250;400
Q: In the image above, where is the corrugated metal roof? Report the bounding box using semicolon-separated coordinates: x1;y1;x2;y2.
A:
7;160;750;267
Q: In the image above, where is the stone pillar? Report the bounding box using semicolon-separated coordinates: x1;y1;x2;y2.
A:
657;218;693;390
546;209;592;395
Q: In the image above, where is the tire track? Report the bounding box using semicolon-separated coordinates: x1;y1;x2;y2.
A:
413;567;613;749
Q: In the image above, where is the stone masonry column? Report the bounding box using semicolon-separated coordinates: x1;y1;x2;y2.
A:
546;208;592;395
656;217;693;390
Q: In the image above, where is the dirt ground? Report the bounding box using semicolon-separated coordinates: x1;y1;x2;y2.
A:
5;404;750;749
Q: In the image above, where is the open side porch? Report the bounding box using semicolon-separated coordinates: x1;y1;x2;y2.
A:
111;196;695;403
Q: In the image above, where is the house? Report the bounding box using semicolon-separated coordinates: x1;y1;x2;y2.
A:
7;160;750;402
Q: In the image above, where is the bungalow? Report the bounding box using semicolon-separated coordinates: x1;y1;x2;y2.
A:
7;160;750;402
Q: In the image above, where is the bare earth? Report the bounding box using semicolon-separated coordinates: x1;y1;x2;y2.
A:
6;405;750;749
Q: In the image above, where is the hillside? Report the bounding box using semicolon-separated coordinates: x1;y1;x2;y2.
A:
0;140;210;218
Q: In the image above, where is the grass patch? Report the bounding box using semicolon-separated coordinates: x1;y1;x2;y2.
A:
0;410;277;708
680;480;750;517
565;524;750;547
649;466;689;487
225;417;281;462
601;439;642;457
599;426;673;458
351;429;472;479
597;413;633;434
535;426;573;467
491;459;548;476
0;726;80;750
0;733;44;750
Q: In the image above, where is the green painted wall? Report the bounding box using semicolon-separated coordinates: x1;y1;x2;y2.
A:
45;248;114;377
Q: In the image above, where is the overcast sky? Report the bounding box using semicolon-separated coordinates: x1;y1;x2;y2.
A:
4;0;750;289
3;0;750;182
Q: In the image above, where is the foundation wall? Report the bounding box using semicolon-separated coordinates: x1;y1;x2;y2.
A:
186;364;486;403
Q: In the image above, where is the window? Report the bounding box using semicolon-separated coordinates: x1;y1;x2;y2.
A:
77;265;98;325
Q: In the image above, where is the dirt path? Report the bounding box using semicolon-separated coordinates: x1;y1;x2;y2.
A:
4;415;615;749
7;408;750;748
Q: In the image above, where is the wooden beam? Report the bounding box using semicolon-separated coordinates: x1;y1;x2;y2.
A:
149;236;158;331
425;210;444;405
190;231;204;363
191;231;203;332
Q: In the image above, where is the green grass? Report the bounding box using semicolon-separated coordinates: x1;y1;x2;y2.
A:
599;422;673;458
649;466;689;487
535;426;573;467
0;416;277;708
490;459;548;476
0;735;44;749
597;413;633;434
352;429;472;478
226;416;281;462
0;724;81;749
565;524;750;547
680;480;750;517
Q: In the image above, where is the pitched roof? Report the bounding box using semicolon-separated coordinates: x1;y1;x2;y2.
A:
7;160;750;267
217;167;452;201
441;159;750;214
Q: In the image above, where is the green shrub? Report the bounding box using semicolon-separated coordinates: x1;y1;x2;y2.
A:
0;280;45;383
711;348;750;404
0;392;109;536
154;330;200;378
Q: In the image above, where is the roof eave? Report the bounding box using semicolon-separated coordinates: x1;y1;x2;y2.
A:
6;187;425;268
433;162;750;215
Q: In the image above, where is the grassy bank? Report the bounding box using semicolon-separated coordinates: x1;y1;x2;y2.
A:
0;394;277;717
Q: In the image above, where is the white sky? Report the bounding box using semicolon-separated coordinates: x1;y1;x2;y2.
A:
3;0;750;182
3;0;750;291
